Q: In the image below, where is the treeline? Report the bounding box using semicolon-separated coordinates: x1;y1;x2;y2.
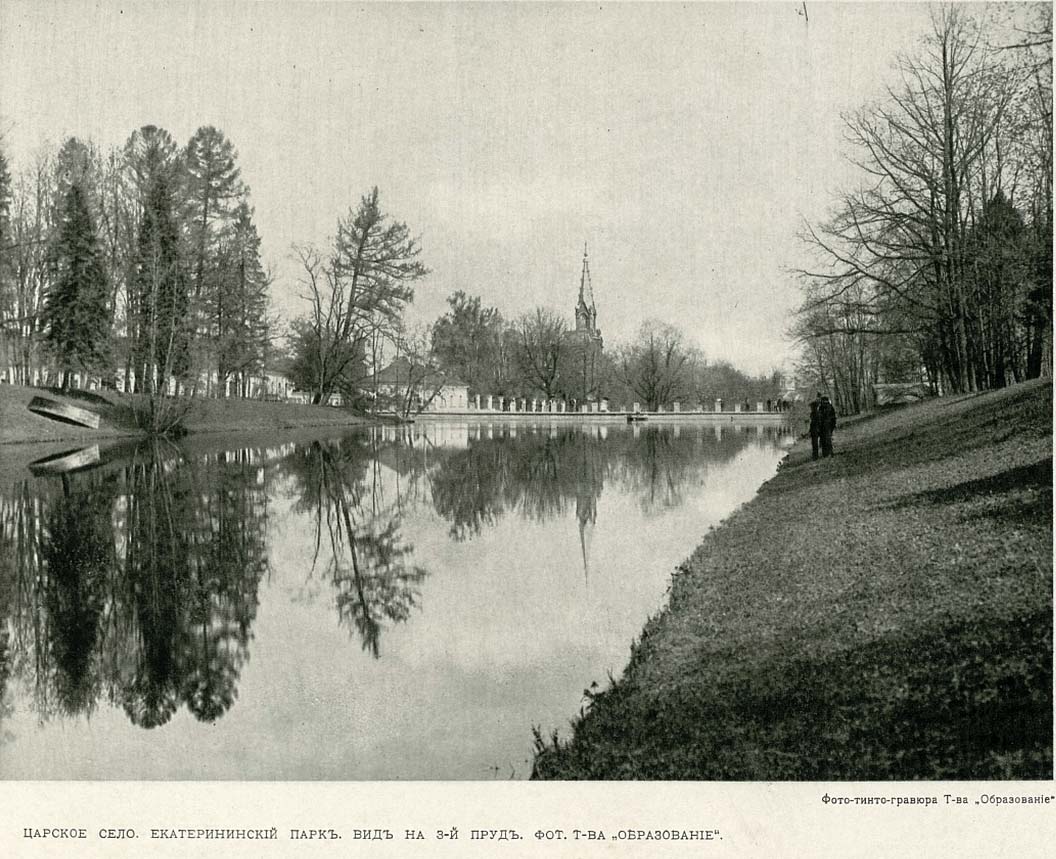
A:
0;125;271;398
431;292;786;410
794;6;1052;414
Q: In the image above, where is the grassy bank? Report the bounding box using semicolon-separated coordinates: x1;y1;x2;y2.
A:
533;379;1052;780
0;383;374;446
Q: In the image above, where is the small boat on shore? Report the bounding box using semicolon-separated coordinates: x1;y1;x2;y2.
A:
27;396;101;429
626;413;648;423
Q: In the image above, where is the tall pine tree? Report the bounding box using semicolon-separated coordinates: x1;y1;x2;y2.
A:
183;126;243;391
0;148;11;336
41;182;109;390
121;125;182;391
132;171;188;393
219;201;269;396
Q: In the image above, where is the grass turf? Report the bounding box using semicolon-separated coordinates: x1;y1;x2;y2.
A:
532;379;1053;780
0;382;372;446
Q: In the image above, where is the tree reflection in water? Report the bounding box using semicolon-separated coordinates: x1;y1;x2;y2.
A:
0;420;791;732
282;437;427;657
426;422;782;538
0;441;269;729
43;473;117;717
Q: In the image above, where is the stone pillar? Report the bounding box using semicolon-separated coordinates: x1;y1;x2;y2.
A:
532;399;538;412
486;395;493;411
756;401;764;412
715;398;722;413
498;396;505;412
590;402;598;413
559;401;565;413
657;404;664;414
580;404;588;413
734;403;742;413
600;400;609;412
632;401;640;413
475;394;481;410
673;401;680;413
520;398;527;412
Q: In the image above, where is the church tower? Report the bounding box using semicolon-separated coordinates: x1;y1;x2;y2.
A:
569;243;603;404
575;244;599;335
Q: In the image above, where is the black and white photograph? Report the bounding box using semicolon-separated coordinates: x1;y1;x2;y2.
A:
0;1;1051;854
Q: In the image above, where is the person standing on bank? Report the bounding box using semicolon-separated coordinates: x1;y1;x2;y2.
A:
818;394;838;457
808;396;822;461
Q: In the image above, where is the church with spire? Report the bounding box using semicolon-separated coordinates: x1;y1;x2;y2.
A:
567;244;604;404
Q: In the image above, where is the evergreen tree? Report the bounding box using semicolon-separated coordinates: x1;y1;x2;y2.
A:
53;138;99;220
41;182;110;390
217;201;270;395
0;148;11;327
132;171;188;392
0;147;10;251
183;126;243;389
121;126;183;390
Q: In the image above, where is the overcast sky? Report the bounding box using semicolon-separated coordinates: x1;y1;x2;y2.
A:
1;1;938;375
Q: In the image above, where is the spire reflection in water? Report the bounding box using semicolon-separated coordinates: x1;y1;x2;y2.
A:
0;419;792;778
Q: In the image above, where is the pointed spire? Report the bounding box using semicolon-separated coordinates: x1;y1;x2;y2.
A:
579;243;594;311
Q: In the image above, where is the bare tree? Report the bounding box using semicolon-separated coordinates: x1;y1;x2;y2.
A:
795;6;1047;398
514;307;567;399
288;243;366;405
615;320;695;411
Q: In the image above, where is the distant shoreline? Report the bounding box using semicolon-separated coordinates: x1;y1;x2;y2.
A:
409;410;791;421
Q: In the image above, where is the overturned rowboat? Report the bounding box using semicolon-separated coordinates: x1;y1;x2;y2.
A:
27;396;101;429
28;445;101;475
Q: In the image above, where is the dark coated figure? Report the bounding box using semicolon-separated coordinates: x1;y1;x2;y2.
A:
808;395;822;460
818;394;837;457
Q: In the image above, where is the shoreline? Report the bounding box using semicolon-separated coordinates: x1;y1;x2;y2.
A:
0;383;378;447
532;379;1053;780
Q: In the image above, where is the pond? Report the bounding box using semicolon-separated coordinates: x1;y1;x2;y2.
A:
0;418;792;779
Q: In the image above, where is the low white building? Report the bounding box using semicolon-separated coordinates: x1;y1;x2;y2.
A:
367;358;469;413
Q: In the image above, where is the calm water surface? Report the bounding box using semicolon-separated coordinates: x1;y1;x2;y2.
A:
0;419;791;779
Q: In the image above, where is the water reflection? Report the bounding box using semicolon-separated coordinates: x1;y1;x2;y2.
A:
284;437;427;657
0;420;793;777
0;443;269;729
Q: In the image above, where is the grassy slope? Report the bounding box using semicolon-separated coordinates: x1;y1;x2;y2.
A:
533;379;1053;780
0;383;371;446
0;384;140;445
